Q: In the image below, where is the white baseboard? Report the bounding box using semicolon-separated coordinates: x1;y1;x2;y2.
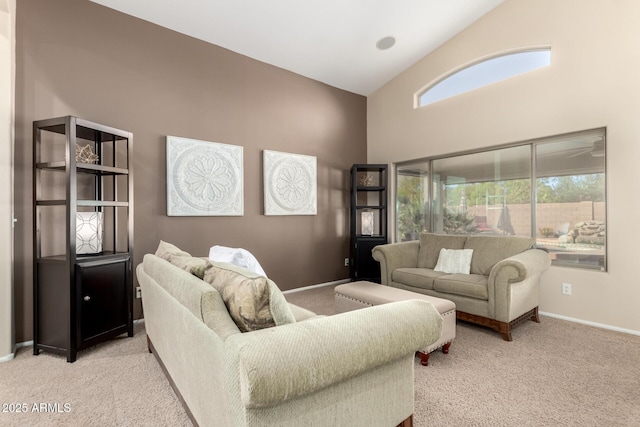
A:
0;340;33;363
16;340;33;349
0;352;14;363
0;321;148;364
16;340;33;350
282;278;349;294
540;311;640;337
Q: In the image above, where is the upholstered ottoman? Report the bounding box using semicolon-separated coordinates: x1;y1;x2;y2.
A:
335;281;456;366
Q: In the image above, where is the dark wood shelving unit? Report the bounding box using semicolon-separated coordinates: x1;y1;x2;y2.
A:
350;164;388;282
33;116;134;362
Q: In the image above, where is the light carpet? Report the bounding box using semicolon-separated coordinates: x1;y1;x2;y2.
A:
0;322;190;427
286;285;640;426
1;284;638;426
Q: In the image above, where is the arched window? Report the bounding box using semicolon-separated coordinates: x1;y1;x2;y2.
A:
416;48;551;107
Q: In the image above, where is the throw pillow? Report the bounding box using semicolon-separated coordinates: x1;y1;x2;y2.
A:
155;240;191;259
155;241;207;279
434;248;474;274
203;261;295;332
208;245;267;276
417;233;468;268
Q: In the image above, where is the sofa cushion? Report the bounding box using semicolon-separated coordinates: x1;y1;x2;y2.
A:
464;235;535;275
433;274;489;300
417;233;467;269
155;240;208;279
203;261;296;332
434;248;473;274
392;268;447;290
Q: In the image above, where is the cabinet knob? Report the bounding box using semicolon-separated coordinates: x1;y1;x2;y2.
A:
83;295;91;302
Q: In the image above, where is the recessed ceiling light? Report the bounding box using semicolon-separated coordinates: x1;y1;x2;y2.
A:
376;36;396;51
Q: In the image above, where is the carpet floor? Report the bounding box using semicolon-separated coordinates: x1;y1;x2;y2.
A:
285;285;640;426
1;284;638;426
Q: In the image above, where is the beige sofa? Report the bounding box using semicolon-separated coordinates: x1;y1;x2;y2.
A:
137;247;443;427
372;233;551;341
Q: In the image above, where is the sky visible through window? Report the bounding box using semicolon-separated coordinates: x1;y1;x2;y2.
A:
418;49;551;107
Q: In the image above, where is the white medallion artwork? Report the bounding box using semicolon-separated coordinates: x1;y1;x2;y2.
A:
263;150;317;216
167;136;243;216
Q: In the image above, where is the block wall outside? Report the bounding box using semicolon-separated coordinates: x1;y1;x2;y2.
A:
466;201;605;237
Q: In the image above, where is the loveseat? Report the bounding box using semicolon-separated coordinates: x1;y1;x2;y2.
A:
372;233;551;341
137;242;443;427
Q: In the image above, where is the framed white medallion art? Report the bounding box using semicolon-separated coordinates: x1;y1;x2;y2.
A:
263;150;317;216
167;136;244;216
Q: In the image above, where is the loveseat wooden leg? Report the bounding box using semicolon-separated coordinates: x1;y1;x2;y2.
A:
498;322;512;341
147;336;153;354
500;331;512;341
531;306;540;323
458;308;540;341
396;414;413;427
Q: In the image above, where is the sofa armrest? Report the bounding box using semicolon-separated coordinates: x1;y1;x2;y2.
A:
489;249;551;283
488;249;551;322
372;241;420;285
287;302;320;322
225;299;442;408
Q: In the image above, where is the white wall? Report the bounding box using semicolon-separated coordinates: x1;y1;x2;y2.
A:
368;0;640;333
0;0;15;362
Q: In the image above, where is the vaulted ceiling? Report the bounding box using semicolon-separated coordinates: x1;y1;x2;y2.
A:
90;0;504;96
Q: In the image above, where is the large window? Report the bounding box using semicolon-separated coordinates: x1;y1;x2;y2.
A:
535;130;606;269
395;129;606;270
431;145;532;237
396;162;429;241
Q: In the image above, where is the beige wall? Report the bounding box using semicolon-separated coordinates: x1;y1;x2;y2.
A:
14;0;366;342
0;0;15;361
368;0;640;333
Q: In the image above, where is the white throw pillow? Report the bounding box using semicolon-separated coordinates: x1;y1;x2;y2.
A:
208;245;266;276
434;248;473;274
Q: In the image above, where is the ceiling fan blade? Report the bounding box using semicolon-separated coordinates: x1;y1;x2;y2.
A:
566;148;591;158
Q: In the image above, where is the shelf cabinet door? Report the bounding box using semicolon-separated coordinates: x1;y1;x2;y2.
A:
352;237;386;282
76;257;130;346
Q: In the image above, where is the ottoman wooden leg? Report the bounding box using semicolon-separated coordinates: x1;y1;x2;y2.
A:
419;342;452;366
417;351;430;366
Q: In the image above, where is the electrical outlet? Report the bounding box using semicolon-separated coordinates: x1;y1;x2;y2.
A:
344;258;350;267
562;283;572;295
136;287;142;299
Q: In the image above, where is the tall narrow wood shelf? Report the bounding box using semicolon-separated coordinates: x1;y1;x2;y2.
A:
33;116;134;362
350;164;388;282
